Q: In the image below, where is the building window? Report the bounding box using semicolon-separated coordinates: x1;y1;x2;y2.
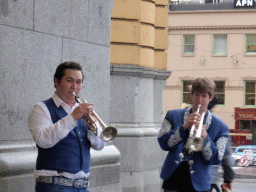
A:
246;34;256;54
213;35;227;55
183;35;195;55
182;80;192;104
240;120;250;131
214;81;225;105
244;81;256;106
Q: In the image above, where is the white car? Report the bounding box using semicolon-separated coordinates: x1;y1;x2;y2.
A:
232;153;244;167
232;152;255;167
233;145;256;166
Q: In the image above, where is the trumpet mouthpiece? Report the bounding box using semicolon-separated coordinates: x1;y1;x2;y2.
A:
72;92;78;99
72;92;80;103
196;104;201;113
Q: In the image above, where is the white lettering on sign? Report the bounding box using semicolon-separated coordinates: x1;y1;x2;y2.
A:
235;0;254;6
248;0;253;6
236;0;241;6
239;113;256;119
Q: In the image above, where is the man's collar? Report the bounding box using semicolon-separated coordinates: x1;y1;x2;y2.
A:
52;93;78;108
52;93;64;108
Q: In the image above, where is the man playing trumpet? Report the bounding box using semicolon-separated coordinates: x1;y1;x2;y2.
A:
28;62;106;192
158;77;229;192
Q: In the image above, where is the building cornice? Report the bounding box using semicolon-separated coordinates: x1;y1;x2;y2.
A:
168;3;256;13
168;25;256;31
110;64;172;80
169;9;256;15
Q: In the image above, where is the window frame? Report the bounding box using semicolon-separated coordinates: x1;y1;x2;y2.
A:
245;34;256;55
181;80;193;106
212;34;227;55
183;35;195;55
244;80;256;107
214;80;225;107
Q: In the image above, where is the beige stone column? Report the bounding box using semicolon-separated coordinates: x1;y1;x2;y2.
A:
110;1;170;191
111;0;168;69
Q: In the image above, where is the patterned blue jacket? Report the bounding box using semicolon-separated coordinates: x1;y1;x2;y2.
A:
158;107;229;191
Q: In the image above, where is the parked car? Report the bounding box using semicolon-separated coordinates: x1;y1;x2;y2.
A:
235;145;256;156
232;153;245;167
232;145;256;166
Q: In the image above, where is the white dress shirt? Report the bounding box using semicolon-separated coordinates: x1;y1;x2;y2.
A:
28;93;106;179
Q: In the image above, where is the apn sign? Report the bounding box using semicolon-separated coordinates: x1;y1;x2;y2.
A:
235;0;255;7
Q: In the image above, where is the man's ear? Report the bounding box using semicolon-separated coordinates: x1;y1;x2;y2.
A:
54;78;60;87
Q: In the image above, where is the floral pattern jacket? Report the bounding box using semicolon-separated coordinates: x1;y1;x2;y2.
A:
158;107;229;191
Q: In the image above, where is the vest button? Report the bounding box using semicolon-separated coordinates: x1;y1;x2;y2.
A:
81;139;83;141
78;132;81;134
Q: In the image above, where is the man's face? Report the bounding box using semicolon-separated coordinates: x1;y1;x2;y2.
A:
55;69;83;104
191;91;214;113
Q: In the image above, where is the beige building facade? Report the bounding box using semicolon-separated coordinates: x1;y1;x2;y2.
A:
166;3;256;145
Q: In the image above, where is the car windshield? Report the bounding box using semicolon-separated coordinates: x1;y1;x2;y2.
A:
237;148;249;152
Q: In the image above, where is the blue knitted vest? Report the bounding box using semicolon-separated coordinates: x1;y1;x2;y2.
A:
36;98;91;174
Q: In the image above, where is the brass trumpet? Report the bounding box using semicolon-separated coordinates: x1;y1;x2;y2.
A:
185;104;205;154
72;92;117;142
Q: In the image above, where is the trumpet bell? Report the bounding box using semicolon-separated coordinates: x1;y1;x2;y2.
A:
72;92;118;142
186;137;204;153
101;126;118;142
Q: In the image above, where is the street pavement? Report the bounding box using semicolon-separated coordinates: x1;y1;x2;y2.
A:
225;166;256;192
232;179;256;192
234;166;256;179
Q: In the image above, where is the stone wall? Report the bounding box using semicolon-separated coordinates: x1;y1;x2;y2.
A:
0;0;121;191
110;65;170;192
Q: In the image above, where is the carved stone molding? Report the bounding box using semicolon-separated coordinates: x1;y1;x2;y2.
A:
242;76;256;81
226;86;244;91
179;76;196;81
165;85;181;90
211;76;228;81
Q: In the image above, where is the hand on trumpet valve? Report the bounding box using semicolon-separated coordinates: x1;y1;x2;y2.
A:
183;112;201;130
199;125;207;140
83;112;97;125
71;102;94;121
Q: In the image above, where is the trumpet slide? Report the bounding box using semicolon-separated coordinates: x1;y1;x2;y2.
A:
72;92;117;142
